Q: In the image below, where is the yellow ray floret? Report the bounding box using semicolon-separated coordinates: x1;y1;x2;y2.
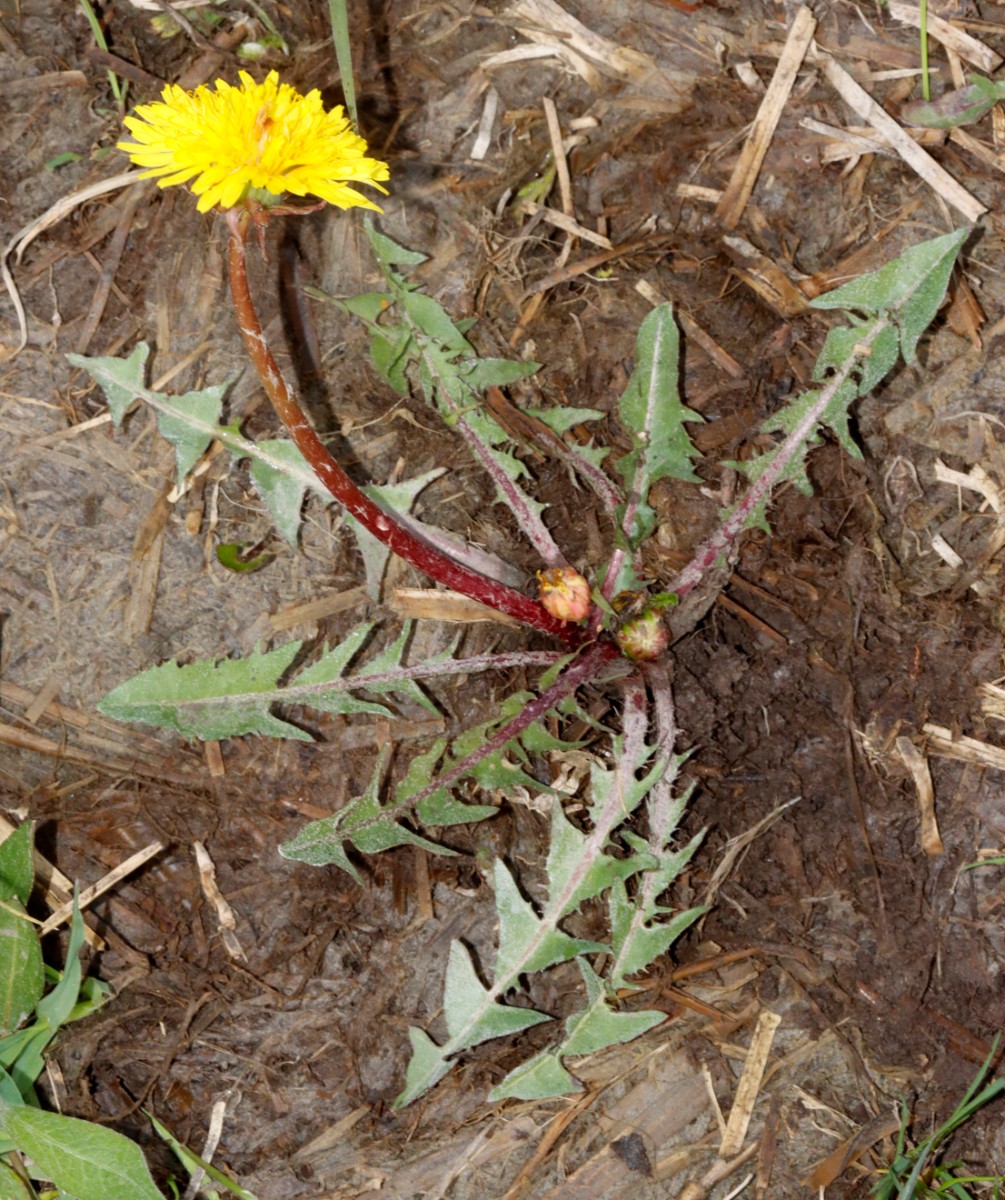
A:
117;70;390;214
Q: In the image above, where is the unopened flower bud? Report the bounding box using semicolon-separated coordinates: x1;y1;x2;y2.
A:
615;609;669;661
536;567;591;623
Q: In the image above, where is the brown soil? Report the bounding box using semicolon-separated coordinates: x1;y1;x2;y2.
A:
3;1;1005;1197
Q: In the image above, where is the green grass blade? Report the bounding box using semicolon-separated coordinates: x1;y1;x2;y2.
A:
327;0;358;128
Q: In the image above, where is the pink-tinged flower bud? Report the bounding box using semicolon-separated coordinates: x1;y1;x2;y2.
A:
614;610;669;661
536;567;591;623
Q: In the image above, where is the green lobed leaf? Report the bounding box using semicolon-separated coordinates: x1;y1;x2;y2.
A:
360;625;442;716
447;694;553;799
278;747;454;878
901;75;1005;129
361;224;567;562
0;825;34;906
99;641;312;741
813;319;900;398
609;886;705;988
0;1104;163;1200
442;941;551;1046
246;439;322;547
67;342;150;428
366;223;427;269
559;958;664;1057
462;358;539;389
395;1028;454;1109
334;291;393;322
492;860;606;980
490;960;666;1101
290;624;390;719
370;327;413;394
277;813;362;879
615;304;702;542
396;740;496;827
489;1049;578;1101
156;384;226;486
810;227;969;363
0;899;42;1038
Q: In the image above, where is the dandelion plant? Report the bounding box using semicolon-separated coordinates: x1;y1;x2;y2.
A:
84;66;975;1106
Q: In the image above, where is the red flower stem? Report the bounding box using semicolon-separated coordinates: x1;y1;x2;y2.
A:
225;210;586;647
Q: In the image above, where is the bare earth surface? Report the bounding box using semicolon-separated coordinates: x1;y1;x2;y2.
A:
3;1;1005;1197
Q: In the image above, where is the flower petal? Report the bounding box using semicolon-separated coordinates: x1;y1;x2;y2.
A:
117;71;390;214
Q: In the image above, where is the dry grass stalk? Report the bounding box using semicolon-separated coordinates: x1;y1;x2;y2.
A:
700;798;800;910
502;0;681;98
38;840;164;936
635;280;745;378
933;458;1004;512
521;200;612;249
820;56;986;222
1;170;146;361
949;125;1005;176
716;5;817;230
0;720;192;785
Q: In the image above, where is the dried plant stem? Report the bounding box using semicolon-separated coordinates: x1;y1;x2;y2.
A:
225;210;585;646
667;319;888;599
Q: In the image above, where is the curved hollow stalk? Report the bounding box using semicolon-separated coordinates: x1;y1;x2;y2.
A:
225;209;587;647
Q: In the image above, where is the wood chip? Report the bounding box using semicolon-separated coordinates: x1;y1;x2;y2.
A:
390;587;522;626
888;2;1002;73
896;736;944;855
721;236;811;318
677;183;723;204
501;0;683;100
930;531;964;568
193;840;246;961
821;56;986;223
717;6;817;230
22;673;65;725
543;96;574;220
469;86;499;161
269;585;368;632
204;740;225;778
924;722;1005;771
933;458;1003;512
720;1009;782;1157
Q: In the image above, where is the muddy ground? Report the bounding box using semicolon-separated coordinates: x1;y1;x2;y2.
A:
3;0;1005;1196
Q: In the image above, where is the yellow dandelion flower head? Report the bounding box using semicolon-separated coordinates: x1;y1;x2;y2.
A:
117;70;390;215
